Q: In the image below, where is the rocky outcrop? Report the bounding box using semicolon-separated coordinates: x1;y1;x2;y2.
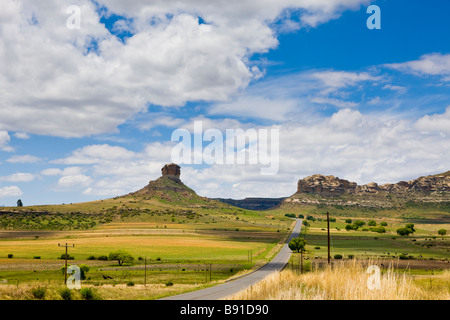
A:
295;171;450;197
161;163;181;181
127;163;196;199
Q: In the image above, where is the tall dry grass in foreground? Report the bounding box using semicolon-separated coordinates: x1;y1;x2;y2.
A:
229;260;450;300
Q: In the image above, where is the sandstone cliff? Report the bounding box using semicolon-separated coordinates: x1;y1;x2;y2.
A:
284;171;450;208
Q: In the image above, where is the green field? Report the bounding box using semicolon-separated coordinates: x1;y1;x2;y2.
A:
0;194;449;300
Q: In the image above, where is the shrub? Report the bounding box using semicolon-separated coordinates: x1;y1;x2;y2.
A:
165;281;173;287
361;228;369;232
126;281;135;287
348;254;355;259
31;286;46;300
298;214;304;219
33;256;41;259
80;287;96;300
438;229;447;236
380;222;388;226
306;215;316;221
354;220;365;227
368;220;377;226
314;246;321;250
370;226;386;234
397;228;413;236
345;219;352;224
345;224;358;231
334;254;343;260
284;213;296;218
79;264;90;280
87;255;96;260
58;253;74;260
59;288;72;300
329;218;336;222
97;255;108;261
405;224;415;232
302;220;310;227
7;254;13;259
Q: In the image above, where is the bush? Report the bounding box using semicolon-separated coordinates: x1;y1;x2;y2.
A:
354;220;366;227
126;281;135;287
302;220;310;227
80;288;96;300
329;218;336;222
87;255;96;260
348;254;355;259
33;256;41;259
97;255;108;261
368;220;377;226
59;288;72;300
380;222;388;226
306;215;316;222
298;214;304;219
397;228;413;236
165;281;173;287
345;219;352;224
284;213;296;218
370;226;386;234
31;286;46;300
315;246;321;250
7;254;13;259
399;254;411;260
334;254;343;260
438;229;447;236
58;253;74;260
345;224;358;231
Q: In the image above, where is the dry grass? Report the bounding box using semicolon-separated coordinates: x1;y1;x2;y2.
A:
0;281;205;300
228;260;450;300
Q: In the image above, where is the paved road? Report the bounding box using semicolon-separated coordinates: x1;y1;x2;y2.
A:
161;219;302;300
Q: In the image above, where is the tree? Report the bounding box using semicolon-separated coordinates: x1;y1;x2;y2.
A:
79;264;90;280
108;250;134;266
405;223;415;232
397;227;413;236
438;229;447;236
354;220;365;227
302;220;310;227
288;238;306;253
17;199;23;207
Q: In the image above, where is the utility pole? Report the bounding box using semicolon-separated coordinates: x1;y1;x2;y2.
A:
326;212;331;265
300;249;303;274
209;264;212;282
58;243;75;284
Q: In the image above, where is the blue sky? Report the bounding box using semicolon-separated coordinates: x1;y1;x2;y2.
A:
1;0;450;205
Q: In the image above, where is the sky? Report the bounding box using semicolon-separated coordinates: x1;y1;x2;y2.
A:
1;0;450;205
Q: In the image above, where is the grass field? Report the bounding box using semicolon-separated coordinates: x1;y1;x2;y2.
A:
0;196;295;299
0;194;449;300
229;259;450;300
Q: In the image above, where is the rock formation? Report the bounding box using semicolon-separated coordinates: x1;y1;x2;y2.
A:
127;163;196;199
161;163;181;181
295;172;450;197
